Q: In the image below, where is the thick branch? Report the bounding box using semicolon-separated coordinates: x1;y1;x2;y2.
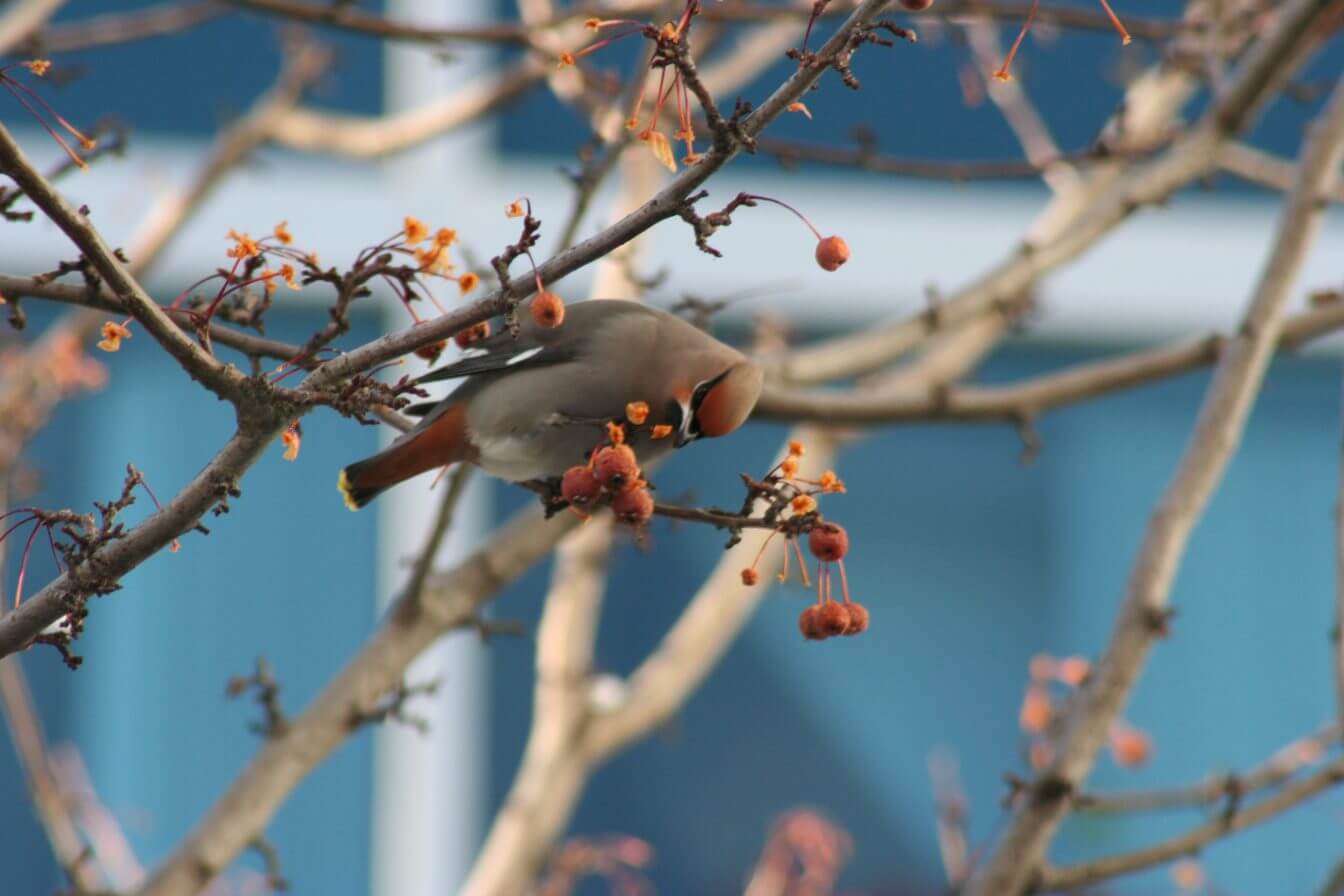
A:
967;73;1344;896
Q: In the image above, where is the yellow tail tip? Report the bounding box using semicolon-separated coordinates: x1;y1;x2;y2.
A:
337;469;361;512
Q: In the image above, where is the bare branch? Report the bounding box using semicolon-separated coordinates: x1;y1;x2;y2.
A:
967;73;1344;895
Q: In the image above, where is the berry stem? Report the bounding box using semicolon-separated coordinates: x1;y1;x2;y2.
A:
741;193;824;241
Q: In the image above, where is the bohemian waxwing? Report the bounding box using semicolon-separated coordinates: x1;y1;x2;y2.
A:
337;299;763;509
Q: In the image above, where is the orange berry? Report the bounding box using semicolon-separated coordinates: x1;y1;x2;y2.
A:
798;605;825;640
808;522;849;562
842;601;869;635
741;568;760;586
1109;725;1153;768
592;444;639;492
1028;653;1057;682
815;601;851;638
454;321;491;349
531;291;565;328
612;485;654;525
1056;656;1091;687
815;235;850;272
414;340;447;363
561;465;602;506
1019;685;1052;734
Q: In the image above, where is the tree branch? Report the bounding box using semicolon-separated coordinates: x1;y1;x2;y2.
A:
967;72;1344;895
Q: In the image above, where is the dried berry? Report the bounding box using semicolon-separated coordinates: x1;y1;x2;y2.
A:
612;485;653;526
741;568;760;586
454;321;491;349
592;444;640;492
414;340;447;363
842;601;869;635
561;465;601;506
531;291;565;328
798;605;825;640
815;601;850;638
808;522;849;562
815;236;850;272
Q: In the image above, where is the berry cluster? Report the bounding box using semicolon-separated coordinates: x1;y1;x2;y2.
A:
797;523;869;641
559;415;660;528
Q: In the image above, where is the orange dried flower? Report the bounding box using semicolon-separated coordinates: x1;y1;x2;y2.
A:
818;470;846;493
281;422;301;461
788;440;805;457
458;272;480;294
779;457;799;479
650;424;673;440
280;263;299;289
626;401;649;425
642;129;676;173
506;200;526;218
22;59;52;76
584;17;602;29
1019;685;1052;733
226;229;260;259
532;291;565;328
606;421;626;445
741;568;759;586
403;216;429;245
787;101;812;119
434;227;457;247
558;51;576;67
273;220;293;244
415;244;453;274
791;494;817;515
96;320;131;352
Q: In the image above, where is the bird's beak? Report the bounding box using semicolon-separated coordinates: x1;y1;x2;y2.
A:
674;429;695;448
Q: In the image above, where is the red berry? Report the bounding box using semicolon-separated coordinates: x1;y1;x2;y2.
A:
815;235;849;272
816;601;851;637
592;444;640;492
611;485;653;526
842;602;869;635
561;465;601;506
453;321;490;349
741;568;760;586
808;522;849;562
531;291;565;328
798;605;825;640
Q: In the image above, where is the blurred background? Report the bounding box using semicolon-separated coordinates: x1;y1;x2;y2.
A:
3;0;1344;893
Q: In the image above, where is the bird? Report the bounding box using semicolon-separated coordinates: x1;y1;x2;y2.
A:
337;299;764;509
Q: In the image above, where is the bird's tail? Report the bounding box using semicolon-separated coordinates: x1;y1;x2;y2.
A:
337;402;473;510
